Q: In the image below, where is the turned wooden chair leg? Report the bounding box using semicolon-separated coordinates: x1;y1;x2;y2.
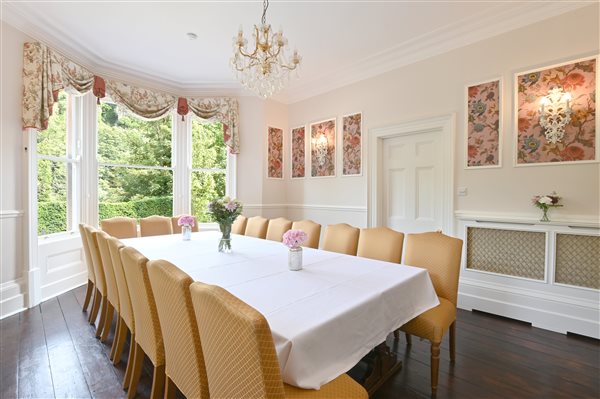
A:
150;364;166;399
164;376;177;399
95;296;108;338
122;333;136;390
393;329;399;340
405;332;412;346
127;343;144;399
430;341;441;396
112;320;128;365
88;289;100;324
100;302;114;342
449;321;456;363
82;280;94;312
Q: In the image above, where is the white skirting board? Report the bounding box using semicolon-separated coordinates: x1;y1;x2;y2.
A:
0;279;26;319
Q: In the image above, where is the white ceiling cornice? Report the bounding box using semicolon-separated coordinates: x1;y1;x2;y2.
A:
1;1;591;104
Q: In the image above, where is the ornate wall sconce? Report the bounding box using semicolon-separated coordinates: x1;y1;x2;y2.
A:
315;133;328;166
539;86;572;144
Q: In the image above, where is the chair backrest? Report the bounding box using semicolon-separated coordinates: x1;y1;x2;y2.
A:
148;260;209;399
107;236;134;332
322;223;360;255
100;217;137;239
231;215;248;235
290;220;321;249
95;230;120;310
171;216;200;234
265;217;292;242
119;246;165;366
82;225;106;294
244;216;269;239
140;215;173;237
403;231;463;306
357;227;404;263
79;224;95;284
189;282;286;399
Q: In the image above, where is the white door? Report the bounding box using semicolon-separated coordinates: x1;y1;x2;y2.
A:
382;130;443;233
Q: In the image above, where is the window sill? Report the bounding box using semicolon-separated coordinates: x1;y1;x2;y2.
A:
38;230;80;244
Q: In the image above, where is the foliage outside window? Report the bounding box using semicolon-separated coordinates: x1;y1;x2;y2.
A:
97;102;173;220
37;91;75;235
191;118;228;222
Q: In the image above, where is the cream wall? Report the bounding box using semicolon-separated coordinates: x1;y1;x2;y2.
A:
285;5;600;229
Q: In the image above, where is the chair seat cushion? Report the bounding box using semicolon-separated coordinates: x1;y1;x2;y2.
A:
283;374;367;398
400;297;456;343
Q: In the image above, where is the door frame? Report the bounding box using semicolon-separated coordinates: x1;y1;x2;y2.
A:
368;114;455;234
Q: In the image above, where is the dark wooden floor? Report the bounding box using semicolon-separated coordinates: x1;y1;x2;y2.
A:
1;285;598;399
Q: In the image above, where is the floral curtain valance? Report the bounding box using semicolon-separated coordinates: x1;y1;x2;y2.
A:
22;42;240;153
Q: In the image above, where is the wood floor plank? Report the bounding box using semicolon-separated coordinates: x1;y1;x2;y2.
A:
40;297;92;398
58;290;127;399
0;313;21;398
17;307;55;399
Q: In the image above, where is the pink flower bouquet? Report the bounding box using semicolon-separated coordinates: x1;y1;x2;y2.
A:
177;215;196;227
282;229;308;249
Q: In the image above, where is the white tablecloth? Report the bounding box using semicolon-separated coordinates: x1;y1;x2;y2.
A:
122;231;439;389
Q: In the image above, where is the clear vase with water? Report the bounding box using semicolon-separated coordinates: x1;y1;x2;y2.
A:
182;225;192;241
219;223;232;253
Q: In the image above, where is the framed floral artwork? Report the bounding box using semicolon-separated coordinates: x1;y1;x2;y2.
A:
515;56;598;166
267;126;283;179
342;112;362;176
290;125;306;179
310;118;336;178
466;79;502;168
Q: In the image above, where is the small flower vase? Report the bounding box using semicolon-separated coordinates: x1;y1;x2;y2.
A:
288;247;303;271
218;223;232;253
182;225;192;241
540;207;550;222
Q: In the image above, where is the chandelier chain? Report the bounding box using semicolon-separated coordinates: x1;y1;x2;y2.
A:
261;0;268;25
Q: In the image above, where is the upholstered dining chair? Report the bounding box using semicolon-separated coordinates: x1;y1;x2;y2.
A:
265;217;293;242
244;216;269;239
322;223;360;255
171;215;199;234
148;260;209;399
231;215;248;235
95;231;120;342
82;225;107;336
140;215;173;237
78;224;96;313
291;220;322;249
189;282;368;399
356;227;405;263
120;246;166;399
397;231;463;396
100;217;138;239
106;237;136;389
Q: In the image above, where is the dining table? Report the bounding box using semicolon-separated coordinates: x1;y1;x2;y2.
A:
121;231;439;391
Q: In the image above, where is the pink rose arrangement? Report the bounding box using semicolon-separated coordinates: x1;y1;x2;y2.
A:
282;229;308;249
177;215;196;227
531;192;562;211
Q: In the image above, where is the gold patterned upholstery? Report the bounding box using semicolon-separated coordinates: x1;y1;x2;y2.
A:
245;216;269;239
357;227;404;263
232;215;248;235
322;223;360;255
79;224;95;312
147;260;209;399
101;217;138;239
120;246;166;399
266;217;293;242
171;216;200;234
140;215;173;237
189;282;367;399
82;225;107;334
291;220;321;249
399;231;463;396
95;231;120;341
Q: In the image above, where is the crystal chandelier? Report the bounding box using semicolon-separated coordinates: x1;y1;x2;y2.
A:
539;86;572;144
231;0;301;98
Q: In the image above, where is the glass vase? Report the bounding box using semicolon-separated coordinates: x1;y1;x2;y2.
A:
540;207;550;222
288;247;303;271
218;223;232;253
182;225;192;241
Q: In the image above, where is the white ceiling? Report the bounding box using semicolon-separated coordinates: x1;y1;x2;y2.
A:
1;0;589;102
